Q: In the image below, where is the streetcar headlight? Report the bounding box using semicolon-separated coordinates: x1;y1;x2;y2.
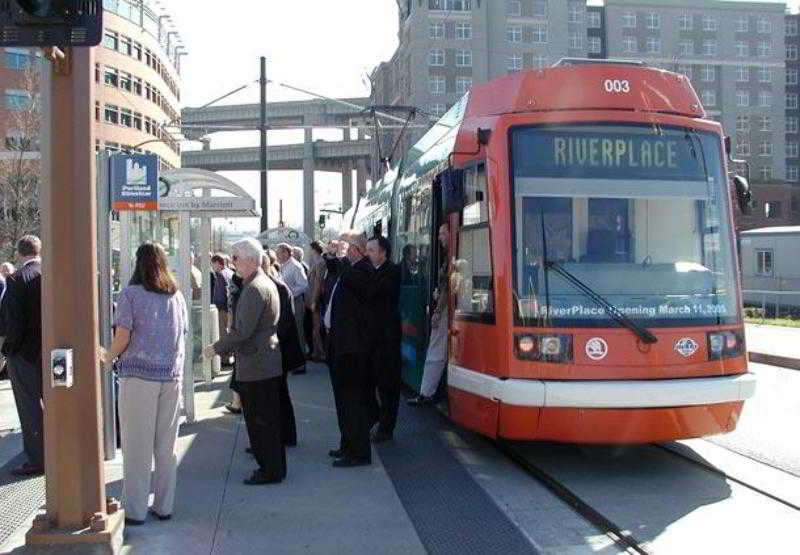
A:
515;334;572;363
707;331;744;360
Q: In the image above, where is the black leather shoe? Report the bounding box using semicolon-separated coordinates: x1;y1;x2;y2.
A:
243;471;283;485
371;430;392;443
332;457;371;468
406;395;434;406
148;509;171;521
328;448;346;458
125;517;145;526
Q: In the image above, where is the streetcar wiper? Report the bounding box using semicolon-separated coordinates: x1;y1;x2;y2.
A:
546;261;658;344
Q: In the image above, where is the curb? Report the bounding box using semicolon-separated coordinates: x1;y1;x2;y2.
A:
748;352;800;370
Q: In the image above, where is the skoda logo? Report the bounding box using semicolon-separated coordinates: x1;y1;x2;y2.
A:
586;338;608;361
675;338;699;358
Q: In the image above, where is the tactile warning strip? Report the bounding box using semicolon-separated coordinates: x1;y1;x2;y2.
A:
0;454;44;548
377;407;538;555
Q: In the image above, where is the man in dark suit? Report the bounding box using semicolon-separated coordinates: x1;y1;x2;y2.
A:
2;236;43;476
323;232;374;467
365;236;402;442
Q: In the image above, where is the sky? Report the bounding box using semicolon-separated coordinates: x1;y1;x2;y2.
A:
164;0;800;231
166;0;401;231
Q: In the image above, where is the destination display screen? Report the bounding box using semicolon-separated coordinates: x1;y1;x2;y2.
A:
513;127;709;181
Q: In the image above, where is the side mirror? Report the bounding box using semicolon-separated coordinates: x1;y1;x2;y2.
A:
733;175;752;215
439;168;466;214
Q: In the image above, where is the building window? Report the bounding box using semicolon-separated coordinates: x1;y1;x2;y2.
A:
787;142;799;158
455;22;472;39
120;35;132;56
133;112;143;131
789;93;800;110
788;69;799;86
736;141;750;156
507;25;522;42
701;90;715;107
103;66;118;87
760;165;773;180
532;1;547;17
737;90;750;107
507;0;521;16
735;16;748;33
132;42;142;61
788;44;799;61
4;89;29;111
758;67;772;83
788;117;799;134
736;66;749;82
429;75;446;94
429;0;471;11
570;33;583;50
756;250;774;275
533;55;548;68
588;36;602;54
700;65;715;82
455;49;472;67
645;13;660;30
788;166;799;181
678;13;692;31
133;77;142;96
430;22;444;39
428;49;445;66
588;11;601;29
532;23;548;43
788;19;799;37
645;37;660;54
759;140;773;156
736;116;749;132
757;18;772;34
702;40;716;57
757;41;771;57
5;51;34;70
622;12;636;28
760;115;771;131
702;16;717;31
735;41;748;58
119;71;132;92
104;103;119;124
456;76;472;93
765;202;781;219
623;37;637;54
103;31;118;51
120;108;132;128
429;103;447;118
508;54;522;71
678;40;693;56
568;4;581;24
677;64;692;78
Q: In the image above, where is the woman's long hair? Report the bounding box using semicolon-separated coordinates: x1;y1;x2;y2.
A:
130;242;178;295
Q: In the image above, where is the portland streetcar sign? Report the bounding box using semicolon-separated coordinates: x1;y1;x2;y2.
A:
110;153;160;211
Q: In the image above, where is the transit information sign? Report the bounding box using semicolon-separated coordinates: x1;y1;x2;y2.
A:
110;153;160;211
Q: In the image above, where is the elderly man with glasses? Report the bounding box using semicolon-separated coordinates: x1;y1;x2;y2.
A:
204;238;285;485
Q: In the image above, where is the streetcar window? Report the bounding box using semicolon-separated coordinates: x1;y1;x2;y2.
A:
457;162;494;318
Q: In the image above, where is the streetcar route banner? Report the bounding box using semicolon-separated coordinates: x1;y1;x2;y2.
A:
110;153;160;211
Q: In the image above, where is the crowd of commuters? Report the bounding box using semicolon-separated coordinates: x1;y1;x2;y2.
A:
0;228;446;526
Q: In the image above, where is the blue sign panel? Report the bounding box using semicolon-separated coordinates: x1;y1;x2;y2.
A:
110;153;160;211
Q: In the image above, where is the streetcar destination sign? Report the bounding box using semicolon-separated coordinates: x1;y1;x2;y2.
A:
513;127;709;181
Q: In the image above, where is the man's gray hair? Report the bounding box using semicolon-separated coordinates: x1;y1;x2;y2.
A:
291;246;304;261
275;243;292;255
340;230;367;252
231;238;264;264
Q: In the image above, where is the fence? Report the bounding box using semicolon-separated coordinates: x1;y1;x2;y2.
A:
742;289;800;319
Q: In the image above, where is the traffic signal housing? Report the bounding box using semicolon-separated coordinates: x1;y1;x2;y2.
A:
0;0;103;47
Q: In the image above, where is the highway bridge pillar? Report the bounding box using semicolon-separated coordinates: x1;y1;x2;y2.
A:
356;158;367;198
303;127;315;238
342;161;353;212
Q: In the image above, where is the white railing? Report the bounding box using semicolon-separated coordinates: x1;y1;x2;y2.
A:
742;289;800;319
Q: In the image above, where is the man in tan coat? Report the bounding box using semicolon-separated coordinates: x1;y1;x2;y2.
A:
205;238;284;485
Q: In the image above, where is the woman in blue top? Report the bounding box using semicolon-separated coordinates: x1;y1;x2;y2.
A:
102;242;187;526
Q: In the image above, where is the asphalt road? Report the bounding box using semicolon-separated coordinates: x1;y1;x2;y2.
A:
708;361;800;477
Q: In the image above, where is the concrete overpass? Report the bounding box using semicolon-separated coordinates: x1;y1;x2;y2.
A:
180;97;373;236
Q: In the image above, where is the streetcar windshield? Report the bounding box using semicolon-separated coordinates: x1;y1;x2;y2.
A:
511;123;738;327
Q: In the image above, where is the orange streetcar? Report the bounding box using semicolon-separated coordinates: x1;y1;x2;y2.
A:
350;60;756;443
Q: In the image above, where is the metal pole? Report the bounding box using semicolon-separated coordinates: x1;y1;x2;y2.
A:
96;151;116;461
260;56;269;232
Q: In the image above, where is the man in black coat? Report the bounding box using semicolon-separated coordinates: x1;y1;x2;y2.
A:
323;233;374;467
365;236;402;442
1;236;43;476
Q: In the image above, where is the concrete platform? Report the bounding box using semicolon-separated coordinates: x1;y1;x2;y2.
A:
746;323;800;369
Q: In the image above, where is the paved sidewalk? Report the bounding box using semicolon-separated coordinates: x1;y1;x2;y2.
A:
0;365;425;554
745;323;800;369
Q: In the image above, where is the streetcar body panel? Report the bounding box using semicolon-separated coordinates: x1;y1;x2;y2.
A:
356;62;754;443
